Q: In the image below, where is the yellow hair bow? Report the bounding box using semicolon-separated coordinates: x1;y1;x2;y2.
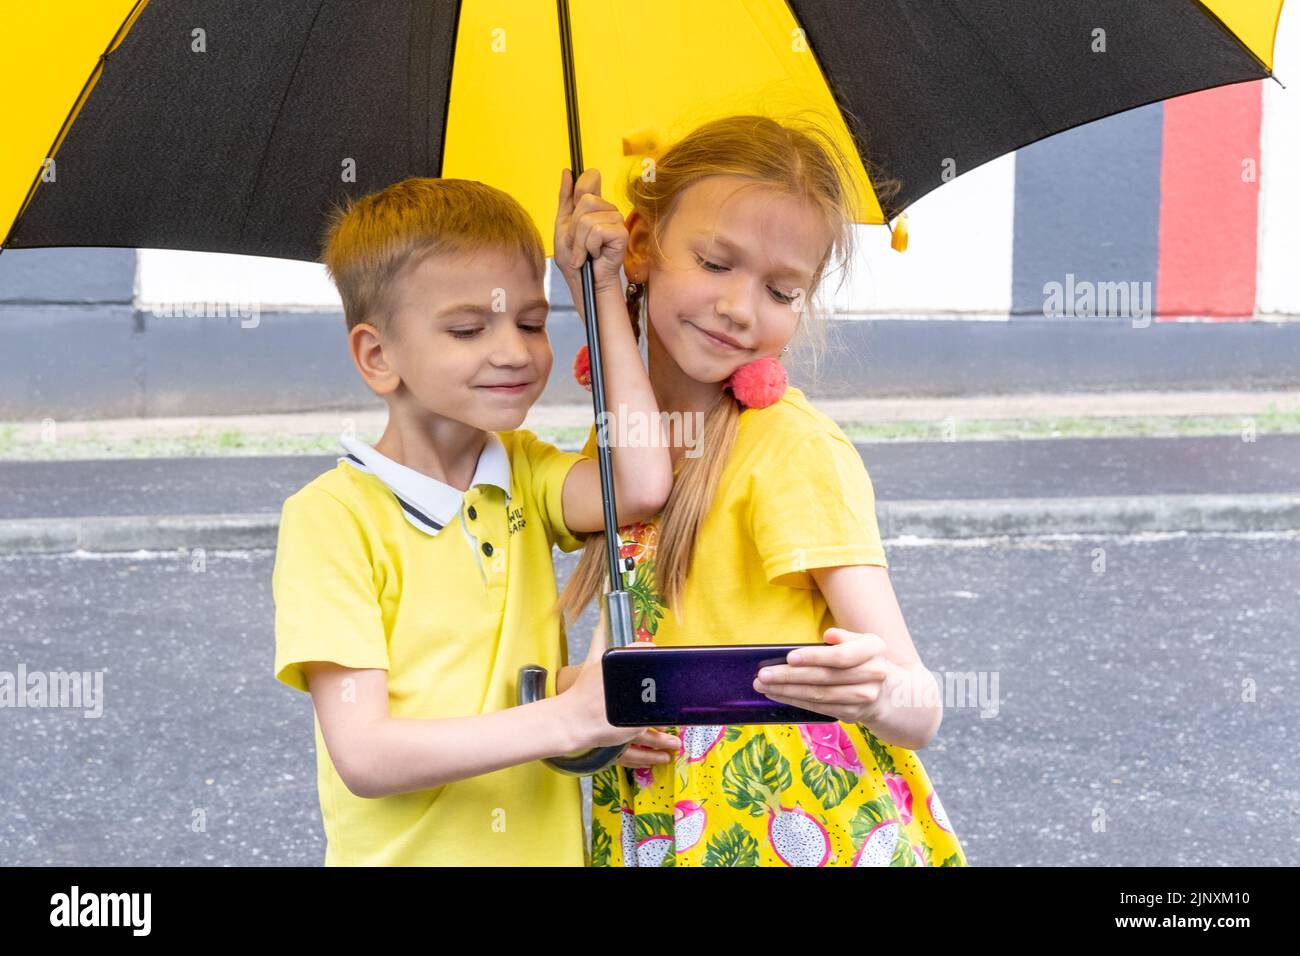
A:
622;129;666;163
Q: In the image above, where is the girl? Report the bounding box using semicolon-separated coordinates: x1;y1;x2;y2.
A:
555;114;968;867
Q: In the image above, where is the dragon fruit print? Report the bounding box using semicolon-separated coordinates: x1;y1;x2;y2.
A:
636;835;674;867
767;805;832;867
619;807;638;866
885;773;914;825
680;724;726;763
798;723;864;773
852;819;901;866
673;801;707;852
927;791;953;833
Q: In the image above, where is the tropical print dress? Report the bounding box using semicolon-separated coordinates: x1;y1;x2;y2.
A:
581;386;968;867
588;519;968;868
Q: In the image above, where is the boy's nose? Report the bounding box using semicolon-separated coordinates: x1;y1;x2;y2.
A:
488;324;532;365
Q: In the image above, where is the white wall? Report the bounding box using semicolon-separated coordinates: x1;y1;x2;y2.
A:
1257;0;1300;319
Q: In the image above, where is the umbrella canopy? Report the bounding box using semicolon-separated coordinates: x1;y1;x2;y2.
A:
0;0;1286;262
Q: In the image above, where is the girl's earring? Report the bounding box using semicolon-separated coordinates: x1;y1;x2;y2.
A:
782;345;789;353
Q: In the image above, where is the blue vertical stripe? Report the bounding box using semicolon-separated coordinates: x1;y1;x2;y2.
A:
1012;102;1164;320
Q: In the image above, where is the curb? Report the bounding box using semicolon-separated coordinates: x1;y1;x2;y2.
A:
0;513;280;555
2;493;1298;555
878;493;1300;539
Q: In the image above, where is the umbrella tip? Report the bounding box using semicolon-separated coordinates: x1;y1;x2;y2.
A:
889;213;909;253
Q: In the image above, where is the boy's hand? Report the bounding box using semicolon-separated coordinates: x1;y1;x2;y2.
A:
604;632;680;767
555;168;629;295
561;613;652;750
751;628;904;724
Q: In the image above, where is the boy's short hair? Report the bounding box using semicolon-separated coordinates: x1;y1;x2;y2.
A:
320;178;547;337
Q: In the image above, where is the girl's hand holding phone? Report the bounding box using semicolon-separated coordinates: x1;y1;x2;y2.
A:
751;628;906;724
555;167;629;295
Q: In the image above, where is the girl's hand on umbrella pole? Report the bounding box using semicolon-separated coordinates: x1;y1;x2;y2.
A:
555;167;629;295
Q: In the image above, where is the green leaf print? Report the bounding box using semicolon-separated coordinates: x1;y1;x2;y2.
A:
722;734;792;818
857;724;898;775
590;819;612;868
626;558;664;636
592;768;620;810
938;853;963;867
724;726;743;743
890;837;916;867
633;812;675;842
849;796;898;844
702;824;760;867
799;749;859;810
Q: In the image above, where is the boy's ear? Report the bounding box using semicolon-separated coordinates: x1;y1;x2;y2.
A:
349;321;402;396
623;210;651;280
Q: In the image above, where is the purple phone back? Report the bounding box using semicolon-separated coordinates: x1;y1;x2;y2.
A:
601;643;838;726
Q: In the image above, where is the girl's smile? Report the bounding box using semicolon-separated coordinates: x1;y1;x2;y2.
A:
685;320;750;352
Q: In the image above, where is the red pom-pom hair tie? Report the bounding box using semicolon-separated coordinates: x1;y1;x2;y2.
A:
573;345;592;392
725;356;788;409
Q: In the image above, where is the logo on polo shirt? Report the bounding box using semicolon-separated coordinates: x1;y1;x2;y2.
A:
508;505;526;536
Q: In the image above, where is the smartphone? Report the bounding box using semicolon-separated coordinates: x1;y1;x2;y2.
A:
601;643;838;726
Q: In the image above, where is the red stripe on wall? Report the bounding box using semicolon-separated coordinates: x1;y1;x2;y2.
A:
1156;82;1262;320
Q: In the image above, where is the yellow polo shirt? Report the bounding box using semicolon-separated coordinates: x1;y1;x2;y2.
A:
272;429;587;866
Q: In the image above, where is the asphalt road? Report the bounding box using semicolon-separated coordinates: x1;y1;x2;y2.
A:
2;434;1299;520
1;530;1296;866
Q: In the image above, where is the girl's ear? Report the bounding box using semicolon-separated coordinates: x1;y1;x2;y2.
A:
623;210;652;279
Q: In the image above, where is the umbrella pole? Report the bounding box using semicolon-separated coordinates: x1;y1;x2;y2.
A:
515;0;633;776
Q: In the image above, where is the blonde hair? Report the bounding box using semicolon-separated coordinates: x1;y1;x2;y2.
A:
319;177;547;337
557;113;899;628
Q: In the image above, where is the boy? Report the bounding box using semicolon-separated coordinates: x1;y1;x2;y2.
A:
272;173;671;865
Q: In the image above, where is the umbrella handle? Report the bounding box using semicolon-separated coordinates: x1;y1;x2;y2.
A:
518;590;635;776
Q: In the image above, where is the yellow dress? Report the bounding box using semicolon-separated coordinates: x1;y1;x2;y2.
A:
583;387;968;867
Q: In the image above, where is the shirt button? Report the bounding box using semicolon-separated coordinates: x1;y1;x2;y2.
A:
467;506;477;520
481;542;493;557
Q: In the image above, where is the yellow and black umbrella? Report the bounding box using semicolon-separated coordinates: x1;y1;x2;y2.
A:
1;0;1286;773
0;0;1286;261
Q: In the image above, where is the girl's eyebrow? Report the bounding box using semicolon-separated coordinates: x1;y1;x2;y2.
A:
694;233;812;284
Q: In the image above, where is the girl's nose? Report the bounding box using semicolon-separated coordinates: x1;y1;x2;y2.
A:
717;275;758;329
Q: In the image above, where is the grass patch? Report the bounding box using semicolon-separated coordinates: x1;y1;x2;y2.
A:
0;405;1297;460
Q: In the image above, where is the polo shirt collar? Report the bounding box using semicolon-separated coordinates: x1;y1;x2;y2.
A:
338;432;511;535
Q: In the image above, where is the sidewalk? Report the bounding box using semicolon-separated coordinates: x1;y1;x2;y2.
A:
1;390;1298;553
6;388;1299;444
